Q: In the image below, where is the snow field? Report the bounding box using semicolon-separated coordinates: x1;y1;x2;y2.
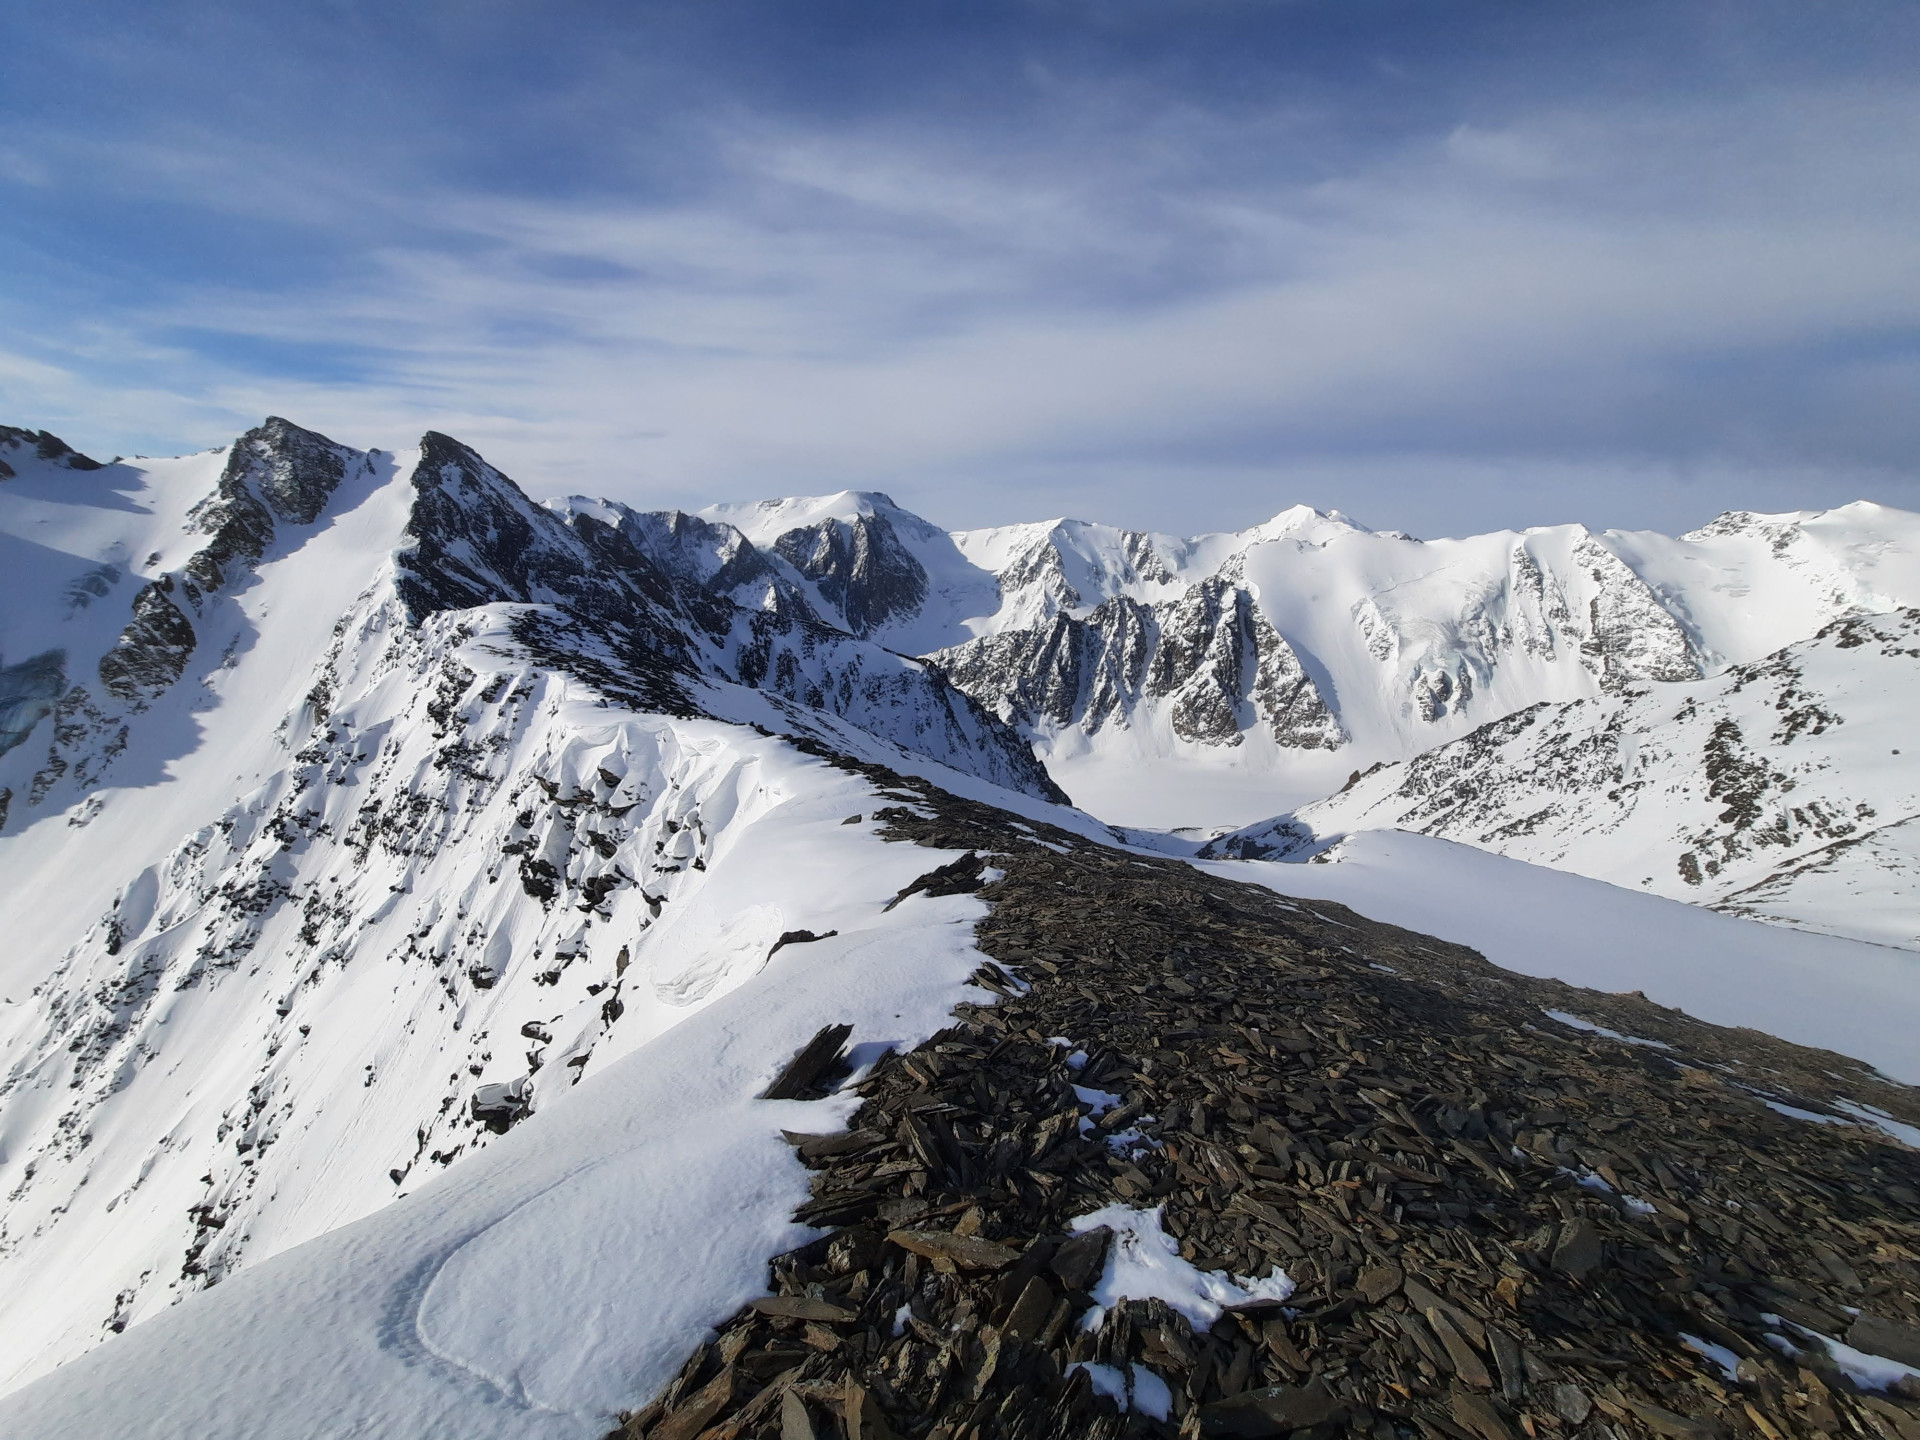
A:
0;786;999;1438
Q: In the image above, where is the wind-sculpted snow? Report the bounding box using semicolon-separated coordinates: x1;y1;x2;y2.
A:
1258;609;1920;948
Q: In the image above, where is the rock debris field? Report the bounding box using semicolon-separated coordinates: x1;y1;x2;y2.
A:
612;765;1920;1440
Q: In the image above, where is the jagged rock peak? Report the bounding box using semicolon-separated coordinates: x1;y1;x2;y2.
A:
699;489;938;639
0;425;104;477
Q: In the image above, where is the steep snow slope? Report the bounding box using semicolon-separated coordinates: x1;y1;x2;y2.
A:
0;761;1001;1439
6;792;1920;1440
1231;609;1920;949
0;421;1070;1391
680;485;1919;827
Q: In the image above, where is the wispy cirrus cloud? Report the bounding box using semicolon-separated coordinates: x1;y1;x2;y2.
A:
3;2;1918;536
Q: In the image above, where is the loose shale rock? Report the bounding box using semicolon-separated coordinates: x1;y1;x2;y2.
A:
609;757;1920;1440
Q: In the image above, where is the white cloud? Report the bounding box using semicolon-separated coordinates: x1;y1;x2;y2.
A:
9;74;1920;535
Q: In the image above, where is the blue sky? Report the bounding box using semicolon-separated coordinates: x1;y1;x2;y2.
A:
4;1;1919;537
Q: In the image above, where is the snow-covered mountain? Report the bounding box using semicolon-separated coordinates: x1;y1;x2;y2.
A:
2;415;1917;1419
0;419;1064;1391
1212;607;1920;949
611;488;1920;825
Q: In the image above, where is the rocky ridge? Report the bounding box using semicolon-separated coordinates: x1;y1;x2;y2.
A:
611;764;1920;1440
0;421;1066;1382
1255;609;1920;949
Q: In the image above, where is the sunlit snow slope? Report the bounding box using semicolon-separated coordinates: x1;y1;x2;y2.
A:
0;421;1066;1392
1216;610;1920;949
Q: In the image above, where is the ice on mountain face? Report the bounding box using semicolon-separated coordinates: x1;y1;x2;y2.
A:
0;651;64;760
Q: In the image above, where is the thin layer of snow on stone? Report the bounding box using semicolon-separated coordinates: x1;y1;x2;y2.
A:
1069;1203;1294;1334
1765;1100;1851;1126
1067;1362;1173;1420
1543;1010;1672;1050
1764;1319;1920;1393
1835;1099;1920;1150
1680;1333;1742;1381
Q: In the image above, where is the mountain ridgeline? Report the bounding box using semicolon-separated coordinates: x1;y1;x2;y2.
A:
1;416;1918;1437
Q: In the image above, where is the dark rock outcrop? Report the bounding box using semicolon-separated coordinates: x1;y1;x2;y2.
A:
0;426;104;472
771;507;930;639
937;577;1345;752
98;418;360;702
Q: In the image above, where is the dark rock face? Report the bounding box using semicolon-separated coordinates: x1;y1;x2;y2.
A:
97;576;199;701
608;764;1920;1440
0;425;104;472
470;1076;533;1134
1570;539;1703;691
771;510;930;638
0;650;66;758
938;578;1344;752
615;509;808;618
393;442;1066;802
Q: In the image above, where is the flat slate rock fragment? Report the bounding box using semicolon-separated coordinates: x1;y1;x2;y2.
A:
1355;1262;1403;1303
1550;1217;1604;1279
1851;1312;1920;1368
762;1023;854;1101
885;1228;1020;1270
1198;1379;1344;1436
1049;1227;1111;1291
601;754;1920;1440
750;1296;858;1323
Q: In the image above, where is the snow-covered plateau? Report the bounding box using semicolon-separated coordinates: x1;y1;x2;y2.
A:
0;417;1915;1437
